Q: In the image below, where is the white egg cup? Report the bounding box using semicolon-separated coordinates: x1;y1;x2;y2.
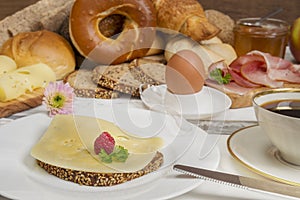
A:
163;89;211;117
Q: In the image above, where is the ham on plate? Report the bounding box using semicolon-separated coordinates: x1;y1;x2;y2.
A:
207;50;300;90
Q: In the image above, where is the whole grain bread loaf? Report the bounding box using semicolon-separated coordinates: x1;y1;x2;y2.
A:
64;69;119;99
205;9;235;45
36;151;163;186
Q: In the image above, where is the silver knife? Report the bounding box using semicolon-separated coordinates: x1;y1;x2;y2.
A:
189;119;257;135
188;120;257;158
173;164;300;198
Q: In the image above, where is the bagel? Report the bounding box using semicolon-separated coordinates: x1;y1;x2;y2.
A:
69;0;157;65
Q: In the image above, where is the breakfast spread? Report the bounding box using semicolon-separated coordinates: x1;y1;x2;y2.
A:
0;0;299;115
0;0;300;195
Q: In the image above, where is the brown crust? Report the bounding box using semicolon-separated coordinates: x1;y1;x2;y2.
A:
64;70;119;99
205;9;235;45
0;30;76;80
92;64;142;97
36;152;163;187
69;0;156;64
129;55;166;85
151;0;220;41
98;76;141;97
0;0;74;47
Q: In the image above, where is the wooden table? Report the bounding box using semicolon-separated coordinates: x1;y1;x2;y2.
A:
1;0;299;24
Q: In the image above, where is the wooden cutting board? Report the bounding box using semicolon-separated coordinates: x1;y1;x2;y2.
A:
0;88;44;118
227;83;300;108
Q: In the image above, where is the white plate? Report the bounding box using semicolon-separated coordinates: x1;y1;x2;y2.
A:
227;125;300;186
0;112;220;200
140;85;232;120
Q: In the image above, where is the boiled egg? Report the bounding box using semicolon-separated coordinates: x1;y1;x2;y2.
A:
166;50;205;95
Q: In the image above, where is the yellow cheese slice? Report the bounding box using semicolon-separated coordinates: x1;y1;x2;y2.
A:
31;115;164;173
0;63;56;102
0;55;17;76
202;43;237;65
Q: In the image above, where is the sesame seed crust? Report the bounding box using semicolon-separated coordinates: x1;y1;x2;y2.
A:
36;152;163;187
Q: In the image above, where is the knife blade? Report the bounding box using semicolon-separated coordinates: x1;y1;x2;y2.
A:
188;119;257;135
188;120;257;158
173;164;300;198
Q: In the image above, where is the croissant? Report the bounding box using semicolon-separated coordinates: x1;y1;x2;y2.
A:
151;0;220;41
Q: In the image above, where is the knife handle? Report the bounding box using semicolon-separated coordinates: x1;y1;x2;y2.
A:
240;176;300;198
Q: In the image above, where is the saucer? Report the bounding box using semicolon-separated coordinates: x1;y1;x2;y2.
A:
140;85;232;119
227;125;300;186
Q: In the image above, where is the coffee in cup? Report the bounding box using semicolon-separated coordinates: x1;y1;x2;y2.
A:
253;88;300;165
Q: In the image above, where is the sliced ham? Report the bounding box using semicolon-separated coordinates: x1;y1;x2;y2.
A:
206;50;299;95
248;51;291;70
268;68;300;83
230;53;265;68
228;67;261;88
247;51;300;83
240;60;284;88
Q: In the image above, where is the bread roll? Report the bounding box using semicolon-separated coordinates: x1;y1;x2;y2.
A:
0;0;74;47
205;9;235;45
0;30;76;80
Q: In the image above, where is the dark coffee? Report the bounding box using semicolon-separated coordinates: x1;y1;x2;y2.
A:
261;100;300;118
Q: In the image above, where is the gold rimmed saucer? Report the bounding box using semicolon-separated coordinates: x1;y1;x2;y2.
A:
227;125;300;186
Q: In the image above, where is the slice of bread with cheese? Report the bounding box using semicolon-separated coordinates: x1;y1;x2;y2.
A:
31;115;164;186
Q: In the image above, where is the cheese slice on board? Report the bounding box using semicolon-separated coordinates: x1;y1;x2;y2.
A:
31;115;164;173
0;55;17;76
0;63;56;102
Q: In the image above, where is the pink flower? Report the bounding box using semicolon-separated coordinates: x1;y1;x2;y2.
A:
43;82;74;117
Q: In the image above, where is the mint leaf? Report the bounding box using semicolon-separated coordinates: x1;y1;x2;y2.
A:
98;145;129;163
99;149;112;163
112;145;129;162
209;68;231;84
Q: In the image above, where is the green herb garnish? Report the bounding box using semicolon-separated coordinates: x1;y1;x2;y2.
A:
209;68;231;84
99;145;129;163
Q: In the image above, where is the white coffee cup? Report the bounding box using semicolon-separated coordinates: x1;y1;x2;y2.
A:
253;88;300;165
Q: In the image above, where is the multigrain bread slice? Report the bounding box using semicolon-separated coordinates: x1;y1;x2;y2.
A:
129;54;167;67
129;55;167;85
64;69;119;99
36;151;163;186
129;63;166;85
92;63;142;97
